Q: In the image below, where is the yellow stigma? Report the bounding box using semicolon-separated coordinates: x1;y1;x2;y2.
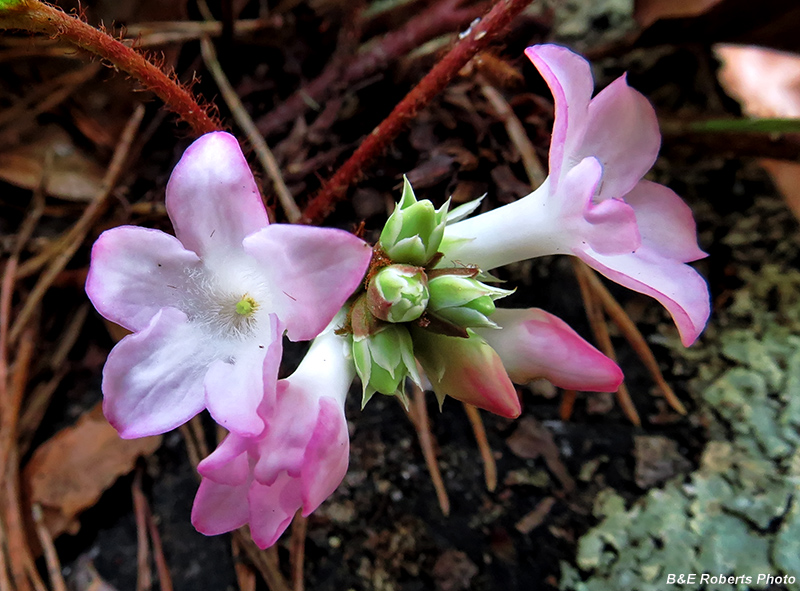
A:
235;295;258;316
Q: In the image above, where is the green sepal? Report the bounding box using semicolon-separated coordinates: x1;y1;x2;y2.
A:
427;274;513;329
367;264;429;323
352;324;420;407
379;176;449;266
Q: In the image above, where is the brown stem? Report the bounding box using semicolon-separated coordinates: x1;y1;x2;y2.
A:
571;259;641;427
301;0;536;225
462;403;497;492
0;0;220;136
404;384;450;516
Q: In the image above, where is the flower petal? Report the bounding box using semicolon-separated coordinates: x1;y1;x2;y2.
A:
412;328;521;418
197;433;251;486
253;325;353;486
301;396;349;514
624;180;707;262
252;384;319;486
583;197;641;255
204;315;282;437
477;308;623;391
248;473;303;549
102;308;208;438
576;247;710;347
578;76;661;201
86;226;201;332
524;44;593;186
243;224;371;341
191;477;250;536
562;157;641;255
166;132;269;260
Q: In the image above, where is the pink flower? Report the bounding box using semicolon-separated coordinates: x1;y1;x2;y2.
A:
86;132;371;439
411;326;523;418
475;308;623;392
411;307;623;419
444;44;710;346
191;322;352;548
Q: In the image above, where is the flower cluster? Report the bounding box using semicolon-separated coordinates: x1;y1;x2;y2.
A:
346;178;621;419
86;44;710;549
86;131;371;546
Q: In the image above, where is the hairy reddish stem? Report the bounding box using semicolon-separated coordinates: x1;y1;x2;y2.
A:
255;0;487;137
0;0;220;136
301;0;535;225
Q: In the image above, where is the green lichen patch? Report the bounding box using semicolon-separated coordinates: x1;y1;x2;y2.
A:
561;248;800;590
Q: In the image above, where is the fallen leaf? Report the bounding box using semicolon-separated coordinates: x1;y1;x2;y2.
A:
505;416;575;492
23;402;161;537
634;0;723;28
715;44;800;220
633;435;691;489
515;496;557;534
0;125;106;201
715;44;800;118
759;159;800;221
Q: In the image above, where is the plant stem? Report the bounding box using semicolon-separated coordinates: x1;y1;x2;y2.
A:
301;0;535;225
0;0;220;136
664;116;800;134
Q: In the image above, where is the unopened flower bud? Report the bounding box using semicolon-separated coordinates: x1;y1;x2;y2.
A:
352;325;420;406
367;264;429;323
427;274;513;329
379;177;449;266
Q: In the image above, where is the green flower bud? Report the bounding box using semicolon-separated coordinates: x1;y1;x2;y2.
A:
427;274;513;329
367;264;429;323
379;176;449;266
352;324;420;406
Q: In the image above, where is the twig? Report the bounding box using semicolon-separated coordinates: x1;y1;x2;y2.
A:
576;263;687;415
145;494;173;591
256;0;486;137
514;496;555;534
31;505;68;591
558;389;577;422
124;18;282;47
3;438;46;591
232;537;257;591
180;424;203;472
289;512;307;591
9;104;145;344
404;383;450;516
13;237;68;281
0;175;39;421
479;78;546;189
199;36;301;222
188;415;210;460
0;259;16;450
571;259;641;426
0;62;99;130
462;403;497;492
0;328;35;504
0;514;12;591
0;0;220;135
17;304;88;452
232;530;292;591
132;470;152;591
301;0;536;224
